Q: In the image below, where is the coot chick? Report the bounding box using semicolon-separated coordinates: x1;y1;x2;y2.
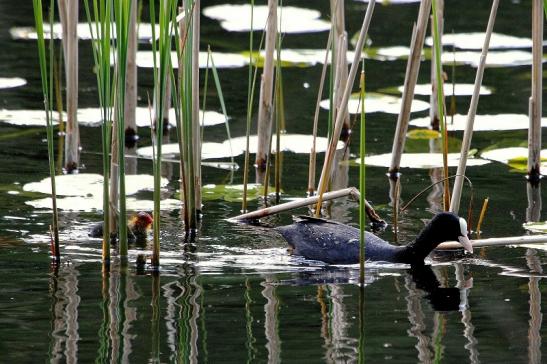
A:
89;211;153;244
276;212;472;265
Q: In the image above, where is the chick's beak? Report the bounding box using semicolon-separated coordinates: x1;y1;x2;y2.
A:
458;235;473;254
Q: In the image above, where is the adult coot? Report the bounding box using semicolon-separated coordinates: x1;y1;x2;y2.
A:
276;212;473;265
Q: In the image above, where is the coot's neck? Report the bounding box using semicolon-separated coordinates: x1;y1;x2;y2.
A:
399;222;444;264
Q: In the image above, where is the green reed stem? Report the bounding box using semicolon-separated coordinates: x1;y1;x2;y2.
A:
359;66;366;286
83;0;114;267
242;0;255;212
431;0;450;211
114;0;132;260
33;0;60;262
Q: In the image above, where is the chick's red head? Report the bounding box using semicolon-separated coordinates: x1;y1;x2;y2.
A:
132;211;154;231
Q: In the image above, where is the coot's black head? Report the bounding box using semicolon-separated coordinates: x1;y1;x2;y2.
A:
405;212;473;264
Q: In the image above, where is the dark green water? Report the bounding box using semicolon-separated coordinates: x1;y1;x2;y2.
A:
0;0;546;362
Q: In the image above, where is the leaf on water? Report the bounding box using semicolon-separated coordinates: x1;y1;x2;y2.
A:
136;51;249;69
410;114;547;131
440;50;543;68
383;83;493;96
425;32;533;50
137;134;344;159
406;129;440;140
523;221;547;233
23;173;168;197
481;147;547;173
0;108;226;127
10;23;161;41
203;4;330;33
320;92;429;114
26;196;181;212
358;152;490;169
202;184;278;202
0;77;26;90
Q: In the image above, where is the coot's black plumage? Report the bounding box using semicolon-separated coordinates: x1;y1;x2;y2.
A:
276;212;473;265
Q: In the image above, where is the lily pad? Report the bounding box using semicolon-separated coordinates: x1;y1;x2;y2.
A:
320;92;429;114
384;83;493;96
10;23;160;41
0;108;226;127
410;114;547;131
203;4;330;33
426;32;533;50
202;184;276;202
0;77;26;90
23;173;168;197
442;50;543;68
480;147;547;172
137;134;344;159
523;221;547;234
135;50;249;69
360;152;490;169
26;195;181;212
406;129;440;140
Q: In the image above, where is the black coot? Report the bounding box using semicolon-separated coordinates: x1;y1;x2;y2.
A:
276;212;473;265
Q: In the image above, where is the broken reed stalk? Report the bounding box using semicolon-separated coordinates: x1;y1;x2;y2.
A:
314;0;376;216
437;234;547;250
330;0;350;134
449;0;499;214
307;30;333;195
242;0;255;212
232;187;358;221
33;0;60;262
528;0;543;183
388;0;431;176
476;197;489;238
359;68;366;286
255;0;277;179
431;0;450;211
83;0;115;266
59;0;80;173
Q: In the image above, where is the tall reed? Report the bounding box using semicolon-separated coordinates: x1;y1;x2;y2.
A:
32;0;60;262
113;0;132;260
359;68;366;286
83;0;114;266
150;0;176;266
431;0;450;210
242;0;255;212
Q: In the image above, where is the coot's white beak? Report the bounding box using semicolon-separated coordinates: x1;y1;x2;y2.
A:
458;235;473;254
458;217;473;254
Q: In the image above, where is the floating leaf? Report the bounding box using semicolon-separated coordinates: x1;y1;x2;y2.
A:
359;152;489;169
203;5;330;33
202;184;278;202
10;23;160;41
425;32;533;50
136;51;248;69
320;92;429;114
441;50;543;68
26;196;181;212
367;46;414;61
381;83;493;96
523;221;547;233
406;129;441;140
137;134;344;159
410;114;547;131
23;173;168;197
481;147;547;172
0;77;26;90
0;108;226;127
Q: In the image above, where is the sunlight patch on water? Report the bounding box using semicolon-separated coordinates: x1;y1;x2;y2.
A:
425;32;533;50
360;152;490;168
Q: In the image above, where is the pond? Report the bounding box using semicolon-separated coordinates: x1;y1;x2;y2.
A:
0;0;546;362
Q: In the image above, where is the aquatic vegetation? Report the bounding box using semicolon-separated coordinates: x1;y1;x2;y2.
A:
382;83;493;96
202;184;277;202
425;32;533;50
202;4;330;33
410;113;547;131
360;152;489;169
481;147;547;172
320;92;429;114
0;77;26;89
135;50;249;69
